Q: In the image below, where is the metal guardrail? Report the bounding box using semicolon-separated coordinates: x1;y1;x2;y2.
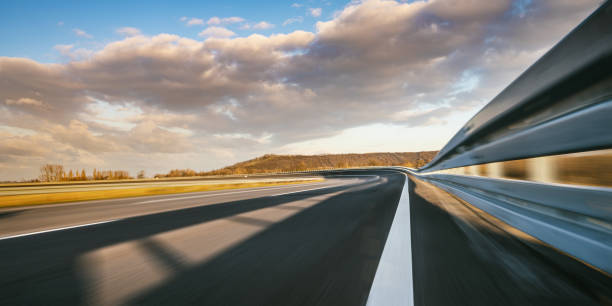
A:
412;1;612;275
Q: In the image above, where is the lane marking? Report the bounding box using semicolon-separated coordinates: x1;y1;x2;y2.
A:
0;175;377;241
271;183;348;196
130;183;333;205
272;186;334;196
367;173;414;306
272;175;379;197
0;219;120;241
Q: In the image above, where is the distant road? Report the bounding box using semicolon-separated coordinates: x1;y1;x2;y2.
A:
0;170;609;305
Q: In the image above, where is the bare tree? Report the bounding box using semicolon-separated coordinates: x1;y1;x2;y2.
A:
137;170;145;179
39;164;64;182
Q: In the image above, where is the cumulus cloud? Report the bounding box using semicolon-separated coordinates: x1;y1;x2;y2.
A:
116;27;141;36
5;97;47;108
207;16;245;25
252;21;274;30
309;8;322;17
53;44;74;55
0;0;602;180
185;17;204;26
199;26;237;38
73;28;92;38
291;3;302;8
283;16;304;26
53;44;93;61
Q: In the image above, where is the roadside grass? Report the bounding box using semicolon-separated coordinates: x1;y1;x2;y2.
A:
0;179;323;208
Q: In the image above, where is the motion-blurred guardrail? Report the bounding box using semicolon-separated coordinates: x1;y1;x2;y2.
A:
414;2;612;275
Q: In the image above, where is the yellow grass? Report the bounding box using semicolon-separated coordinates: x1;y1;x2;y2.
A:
0;179;323;208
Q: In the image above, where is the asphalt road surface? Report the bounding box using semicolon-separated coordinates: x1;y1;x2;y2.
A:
1;170;610;305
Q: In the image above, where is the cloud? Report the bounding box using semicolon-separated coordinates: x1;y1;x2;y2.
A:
54;44;74;55
283;16;304;26
310;8;322;17
207;16;245;25
116;27;141;36
198;26;236;38
57;21;64;26
291;3;302;8
54;44;93;60
5;97;47;108
253;21;274;30
186;18;204;26
73;28;92;38
0;0;602;180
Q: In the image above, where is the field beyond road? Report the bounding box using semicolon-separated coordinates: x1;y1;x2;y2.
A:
0;177;323;208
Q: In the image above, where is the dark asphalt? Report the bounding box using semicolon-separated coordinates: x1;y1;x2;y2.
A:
1;170;610;305
409;176;612;306
0;171;402;305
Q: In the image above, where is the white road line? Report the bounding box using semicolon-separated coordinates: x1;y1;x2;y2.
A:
0;219;120;241
367;174;414;306
131;183;332;205
272;184;344;196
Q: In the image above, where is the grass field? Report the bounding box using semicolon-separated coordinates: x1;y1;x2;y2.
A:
0;179;323;208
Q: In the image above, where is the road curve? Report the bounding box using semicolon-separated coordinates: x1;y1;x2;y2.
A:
1;169;610;305
0;171;401;305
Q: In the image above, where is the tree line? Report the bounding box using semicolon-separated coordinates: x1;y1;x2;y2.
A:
38;164;145;182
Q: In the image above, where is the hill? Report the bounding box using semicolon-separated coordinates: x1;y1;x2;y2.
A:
156;151;438;177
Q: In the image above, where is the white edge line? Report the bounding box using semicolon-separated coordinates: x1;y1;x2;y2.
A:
0;219;120;241
272;184;343;196
131;182;331;205
367;173;414;306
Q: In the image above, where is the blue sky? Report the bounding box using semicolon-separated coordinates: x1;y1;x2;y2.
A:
1;0;343;62
0;0;601;180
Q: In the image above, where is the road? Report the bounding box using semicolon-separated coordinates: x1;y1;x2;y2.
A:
0;170;610;305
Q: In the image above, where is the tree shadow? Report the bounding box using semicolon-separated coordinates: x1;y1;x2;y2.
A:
126;172;403;306
0;172;403;306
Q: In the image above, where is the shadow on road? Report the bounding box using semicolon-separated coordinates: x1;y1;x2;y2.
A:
0;171;404;306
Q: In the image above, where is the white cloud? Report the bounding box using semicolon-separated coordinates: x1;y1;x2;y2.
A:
198;26;236;38
283;17;304;26
57;21;64;26
73;28;92;38
186;18;205;26
253;21;274;30
54;44;73;55
116;27;141;36
291;3;302;8
5;98;47;108
54;44;93;60
207;16;245;25
310;8;322;17
0;0;602;180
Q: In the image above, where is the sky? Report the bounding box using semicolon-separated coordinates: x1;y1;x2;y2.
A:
0;0;603;180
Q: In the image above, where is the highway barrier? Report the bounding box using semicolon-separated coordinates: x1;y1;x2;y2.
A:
412;2;612;275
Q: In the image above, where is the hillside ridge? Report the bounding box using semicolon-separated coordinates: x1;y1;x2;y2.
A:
156;151;438;177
